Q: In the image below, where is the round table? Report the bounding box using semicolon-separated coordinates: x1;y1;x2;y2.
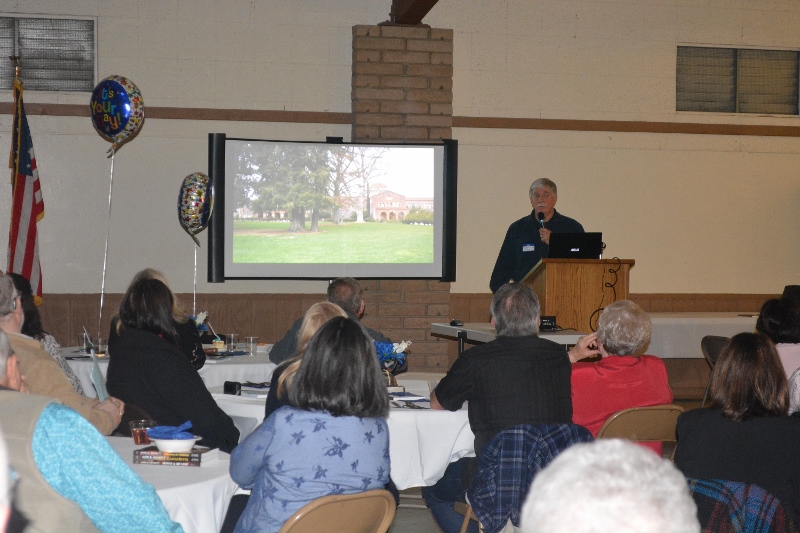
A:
208;378;475;490
106;436;238;533
65;348;276;398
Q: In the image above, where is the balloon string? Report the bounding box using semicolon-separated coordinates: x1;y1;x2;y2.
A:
193;245;197;316
99;147;116;339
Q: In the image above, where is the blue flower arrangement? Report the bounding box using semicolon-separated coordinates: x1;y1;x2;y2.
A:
374;340;410;372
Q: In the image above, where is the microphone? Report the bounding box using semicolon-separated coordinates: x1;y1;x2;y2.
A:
537;212;545;228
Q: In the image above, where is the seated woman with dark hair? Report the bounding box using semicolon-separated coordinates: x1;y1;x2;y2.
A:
125;268;205;370
230;317;391;533
106;278;239;452
756;298;800;380
674;332;800;523
570;300;672;448
8;273;84;395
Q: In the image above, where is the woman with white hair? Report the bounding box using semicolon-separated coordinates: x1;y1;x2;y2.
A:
520;439;700;533
570;300;672;445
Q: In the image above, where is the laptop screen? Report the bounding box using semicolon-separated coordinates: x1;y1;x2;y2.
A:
548;232;603;259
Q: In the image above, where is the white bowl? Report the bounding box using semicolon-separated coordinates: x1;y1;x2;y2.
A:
150;436;201;453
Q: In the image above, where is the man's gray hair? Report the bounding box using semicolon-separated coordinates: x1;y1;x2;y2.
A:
0;275;18;318
520;439;700;533
529;178;557;198
0;331;12;381
491;283;540;337
596;300;651;356
327;277;363;315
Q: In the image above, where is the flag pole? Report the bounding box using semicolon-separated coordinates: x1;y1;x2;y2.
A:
8;56;20;188
7;55;45;304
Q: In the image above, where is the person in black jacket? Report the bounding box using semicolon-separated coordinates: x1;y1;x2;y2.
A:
490;178;584;293
674;332;800;526
270;277;396;369
128;268;205;370
106;278;239;452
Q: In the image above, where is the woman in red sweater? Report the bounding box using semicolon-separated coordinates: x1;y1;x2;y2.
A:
570;300;673;444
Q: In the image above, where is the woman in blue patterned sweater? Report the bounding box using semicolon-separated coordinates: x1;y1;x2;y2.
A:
229;316;391;533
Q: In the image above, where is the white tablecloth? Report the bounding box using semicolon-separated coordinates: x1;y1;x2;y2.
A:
66;348;276;398
106;436;238;533
208;377;475;490
431;313;759;359
647;312;758;359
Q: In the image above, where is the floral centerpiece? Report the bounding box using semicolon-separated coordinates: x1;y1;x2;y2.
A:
374;340;411;376
192;311;209;333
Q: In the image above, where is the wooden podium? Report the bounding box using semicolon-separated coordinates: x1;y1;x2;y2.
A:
521;259;635;332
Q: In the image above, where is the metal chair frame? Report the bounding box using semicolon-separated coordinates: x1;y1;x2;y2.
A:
277;489;396;533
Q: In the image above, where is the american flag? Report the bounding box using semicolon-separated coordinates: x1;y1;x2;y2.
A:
8;76;44;303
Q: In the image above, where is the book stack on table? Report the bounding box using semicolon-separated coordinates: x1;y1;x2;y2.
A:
133;446;219;467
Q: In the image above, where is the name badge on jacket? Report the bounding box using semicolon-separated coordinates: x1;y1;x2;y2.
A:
522;244;536;252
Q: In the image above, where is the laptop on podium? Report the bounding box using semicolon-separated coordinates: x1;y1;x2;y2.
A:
548;232;603;259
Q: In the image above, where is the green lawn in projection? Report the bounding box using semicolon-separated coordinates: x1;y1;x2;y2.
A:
233;220;434;263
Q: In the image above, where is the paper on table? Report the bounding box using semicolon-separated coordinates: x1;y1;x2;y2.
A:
240;389;268;399
390;392;428;402
91;348;109;401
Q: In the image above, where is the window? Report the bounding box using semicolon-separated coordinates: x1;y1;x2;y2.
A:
0;15;95;91
676;46;799;115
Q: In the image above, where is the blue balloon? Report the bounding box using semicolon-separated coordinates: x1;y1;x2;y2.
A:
89;75;144;148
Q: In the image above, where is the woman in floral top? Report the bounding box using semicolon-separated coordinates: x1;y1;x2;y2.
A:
230;317;391;533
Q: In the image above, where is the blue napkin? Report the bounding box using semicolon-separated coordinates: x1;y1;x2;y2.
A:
146;421;195;440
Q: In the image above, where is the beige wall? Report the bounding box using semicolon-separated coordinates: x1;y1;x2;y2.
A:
1;1;799;295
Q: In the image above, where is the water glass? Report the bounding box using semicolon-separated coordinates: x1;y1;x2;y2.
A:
94;337;108;356
227;334;240;352
78;333;89;352
245;336;258;354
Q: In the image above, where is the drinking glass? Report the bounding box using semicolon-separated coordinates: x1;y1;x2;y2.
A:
94;337;108;356
245;336;258;354
78;333;89;352
227;334;240;352
130;420;156;445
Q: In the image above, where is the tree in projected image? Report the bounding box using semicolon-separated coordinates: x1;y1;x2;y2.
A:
232;142;274;219
248;144;332;232
327;146;356;225
326;146;390;225
348;146;388;223
234;144;391;233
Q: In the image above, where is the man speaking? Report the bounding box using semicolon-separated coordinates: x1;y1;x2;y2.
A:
490;178;584;293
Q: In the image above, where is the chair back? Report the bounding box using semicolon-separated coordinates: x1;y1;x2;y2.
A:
467;423;594;533
687;478;799;533
700;336;729;406
113;404;155;437
701;335;729;369
276;489;395;533
596;404;684;443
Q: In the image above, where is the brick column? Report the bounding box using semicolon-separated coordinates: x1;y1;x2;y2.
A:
352;25;453;142
351;24;454;371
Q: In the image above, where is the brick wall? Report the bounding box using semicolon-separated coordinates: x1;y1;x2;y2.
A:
38;284;456;372
358;280;452;370
39;290;775;385
350;24;455;371
352;25;453;142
